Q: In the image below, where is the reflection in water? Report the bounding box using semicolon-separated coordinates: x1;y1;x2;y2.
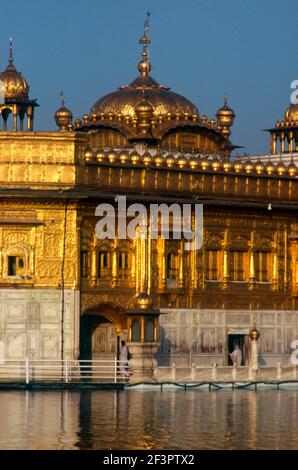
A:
0;389;298;449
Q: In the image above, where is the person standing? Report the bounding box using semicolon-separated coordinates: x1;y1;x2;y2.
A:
229;344;242;366
119;340;130;381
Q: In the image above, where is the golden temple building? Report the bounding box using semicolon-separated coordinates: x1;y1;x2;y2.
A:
0;21;298;368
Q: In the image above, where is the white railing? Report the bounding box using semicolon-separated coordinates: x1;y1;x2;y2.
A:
0;358;130;384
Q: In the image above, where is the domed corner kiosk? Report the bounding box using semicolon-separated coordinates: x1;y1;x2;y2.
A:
126;292;160;383
0;38;39;131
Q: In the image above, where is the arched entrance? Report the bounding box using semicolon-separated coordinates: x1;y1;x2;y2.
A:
79;304;127;360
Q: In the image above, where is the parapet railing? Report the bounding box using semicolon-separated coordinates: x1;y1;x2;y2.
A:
0;358;130;384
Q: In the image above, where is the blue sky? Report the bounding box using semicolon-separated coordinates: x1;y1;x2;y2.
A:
0;0;296;154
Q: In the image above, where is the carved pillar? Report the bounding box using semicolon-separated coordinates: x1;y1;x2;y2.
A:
190;246;197;290
13;109;18;131
178;241;184;288
222;230;229;289
284;229;288;291
289;131;294;153
140;317;145;342
248;231;256;288
111;240;118;288
280;132;285;153
90;248;97;287
158;237;166;290
131;250;136;289
249;250;256;288
272;234;279;291
27;107;33;131
147;218;151;294
272;250;278;291
270;132;277;155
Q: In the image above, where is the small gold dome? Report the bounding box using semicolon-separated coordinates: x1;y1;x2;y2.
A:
233;159;244;173
142;151;152;166
74;117;82;128
54;92;73;131
131;151;141;165
119;151;129;164
255;159;265;175
135;292;153;310
288;161;297;177
84;148;93;162
244;159;254;174
249;322;260;341
107;150;118;163
135;97;154;116
154;153;164;167
222;160;232;172
276;160;286;176
209;117;216;128
138;59;152;76
177;154;187;168
265;160;275;176
217;97;235;128
211;158;221;171
200;114;208;124
199;156;210;171
95;149;106;163
284;104;298;124
165;153;175;168
189;156;198;170
135;96;153;134
0;40;29;101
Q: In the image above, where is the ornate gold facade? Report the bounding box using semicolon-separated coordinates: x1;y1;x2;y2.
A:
0;22;298;364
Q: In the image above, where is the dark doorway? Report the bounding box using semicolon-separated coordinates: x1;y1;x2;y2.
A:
79;315;119;360
227;334;245;365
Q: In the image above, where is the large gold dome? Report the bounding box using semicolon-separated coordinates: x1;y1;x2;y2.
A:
285;104;298;123
0;41;29;101
91;64;198;119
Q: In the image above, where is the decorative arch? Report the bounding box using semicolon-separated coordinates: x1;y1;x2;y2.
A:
80;303;127;360
82;302;127;334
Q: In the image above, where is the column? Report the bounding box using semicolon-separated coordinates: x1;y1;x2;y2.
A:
158;237;166;290
270;132;277;155
13;110;18;131
90;249;97;287
280;133;285;153
178;240;184;288
272;233;279;291
289;131;294;153
111;240;118;288
222;229;229;289
249;250;256;288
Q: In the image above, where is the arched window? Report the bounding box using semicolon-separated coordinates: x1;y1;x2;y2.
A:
255;251;270;282
166;253;178;279
145;320;154;342
118;251;129;279
98;251;110;278
80;251;89;278
205;250;221;280
132;319;141;342
230;250;248;281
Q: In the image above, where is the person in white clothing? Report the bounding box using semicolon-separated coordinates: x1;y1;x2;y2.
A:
119;340;130;381
229;344;242;366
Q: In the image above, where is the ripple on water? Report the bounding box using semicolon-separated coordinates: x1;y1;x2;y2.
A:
0;389;298;450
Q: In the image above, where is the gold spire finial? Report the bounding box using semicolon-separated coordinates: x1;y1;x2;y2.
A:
60;90;65;107
138;12;151;76
9;37;13;64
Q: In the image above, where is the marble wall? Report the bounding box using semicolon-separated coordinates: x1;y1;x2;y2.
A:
158;309;298;366
0;289;80;360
